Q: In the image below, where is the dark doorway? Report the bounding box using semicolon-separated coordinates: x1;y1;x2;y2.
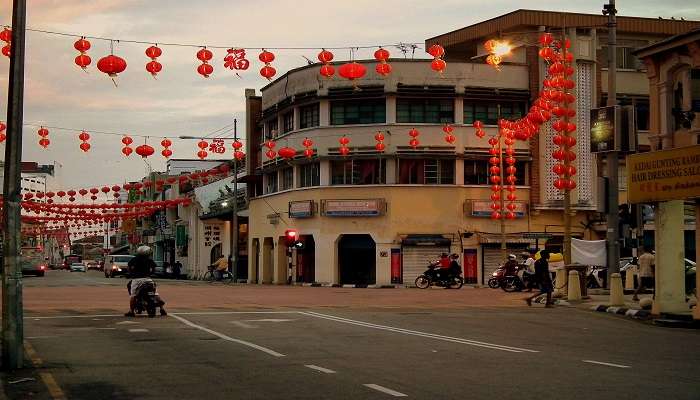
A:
210;243;222;264
296;235;316;283
338;234;376;285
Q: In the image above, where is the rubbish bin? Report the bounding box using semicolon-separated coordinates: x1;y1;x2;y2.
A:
564;263;588;298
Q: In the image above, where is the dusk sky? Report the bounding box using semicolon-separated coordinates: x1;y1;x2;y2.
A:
1;0;699;189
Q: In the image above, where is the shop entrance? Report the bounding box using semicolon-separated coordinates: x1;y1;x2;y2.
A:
338;234;376;286
296;235;315;283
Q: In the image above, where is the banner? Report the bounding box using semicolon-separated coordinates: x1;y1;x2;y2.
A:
572;238;606;266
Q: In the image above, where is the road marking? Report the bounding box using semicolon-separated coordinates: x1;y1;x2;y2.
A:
170;314;285;357
116;321;140;325
300;312;538;353
230;321;257;329
128;328;149;333
245;318;296;322
96;328;117;330
304;365;337;374
26;336;58;339
24;311;297;320
582;360;631;369
27;314;123;319
363;384;407;397
24;341;67;400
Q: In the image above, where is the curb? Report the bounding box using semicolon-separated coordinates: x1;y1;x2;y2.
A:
590;304;652;320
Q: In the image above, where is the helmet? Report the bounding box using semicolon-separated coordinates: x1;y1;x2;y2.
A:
450;253;459;259
136;245;152;256
508;254;516;260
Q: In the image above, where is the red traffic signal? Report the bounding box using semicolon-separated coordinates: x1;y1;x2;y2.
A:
284;229;299;246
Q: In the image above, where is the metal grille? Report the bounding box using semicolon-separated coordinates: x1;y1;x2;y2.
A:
402;246;449;286
576;63;593;204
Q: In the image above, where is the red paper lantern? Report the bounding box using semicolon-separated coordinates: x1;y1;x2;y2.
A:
318;50;334;63
89;188;99;195
135;144;155;158
552;164;565;175
444;134;456;144
409;128;420;138
80;142;91;152
374;48;391;76
197;63;213;78
339;136;350;146
320;64;335;78
264;140;276;150
302;148;314;158
339;62;367;81
197;150;208;159
409;138;420;148
473;121;483;129
260;65;276;80
565;179;577;190
79;189;88;196
554;178;566;190
97;54;127;78
339;146;350;156
74;38;91;70
375;63;392;76
374;132;385;142
122;147;133;156
197;48;213;62
259;50;275;64
162;148;173;158
278;147;296;159
430;58;446;73
197;140;208;150
39;138;50;148
427;44;445;58
491;211;502;220
375;142;386;152
259;50;276;80
122;136;133;145
232;140;243;150
265;149;276;159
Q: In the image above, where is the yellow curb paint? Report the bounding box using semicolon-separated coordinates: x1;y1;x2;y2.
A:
23;341;66;400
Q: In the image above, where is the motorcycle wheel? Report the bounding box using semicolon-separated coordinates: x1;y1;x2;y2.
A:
500;277;520;293
487;278;499;289
449;276;464;289
414;275;431;289
146;299;156;318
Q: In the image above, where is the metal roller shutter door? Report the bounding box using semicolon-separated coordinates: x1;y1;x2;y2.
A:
402;246;450;286
482;245;528;285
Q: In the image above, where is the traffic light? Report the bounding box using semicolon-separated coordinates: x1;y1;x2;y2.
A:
284;229;303;249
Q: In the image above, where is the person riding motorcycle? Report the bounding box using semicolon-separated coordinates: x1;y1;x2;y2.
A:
447;253;462;281
124;246;167;317
503;254;519;276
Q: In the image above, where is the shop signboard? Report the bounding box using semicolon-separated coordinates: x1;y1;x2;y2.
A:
468;200;527;217
627;145;700;203
289;200;314;218
590;106;619;153
322;199;385;217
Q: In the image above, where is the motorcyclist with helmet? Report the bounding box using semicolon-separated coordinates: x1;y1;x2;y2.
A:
504;254;519;277
124;245;167;317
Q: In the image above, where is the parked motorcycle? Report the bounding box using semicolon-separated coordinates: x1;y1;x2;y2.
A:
415;261;464;289
586;266;607;289
500;266;537;292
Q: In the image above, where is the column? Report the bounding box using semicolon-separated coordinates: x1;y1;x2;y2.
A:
454;97;464;125
319;159;331;186
319;100;330;127
652;200;688;314
314;235;337;285
293;106;300;131
455;159;464;185
385;158;396;184
386;95;397;124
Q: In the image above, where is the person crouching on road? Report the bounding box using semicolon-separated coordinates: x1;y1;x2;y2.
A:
524;250;554;308
125;245;167;317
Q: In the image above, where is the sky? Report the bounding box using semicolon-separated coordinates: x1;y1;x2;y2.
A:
1;0;699;189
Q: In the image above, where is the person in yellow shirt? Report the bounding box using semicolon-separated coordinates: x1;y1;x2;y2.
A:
211;255;229;281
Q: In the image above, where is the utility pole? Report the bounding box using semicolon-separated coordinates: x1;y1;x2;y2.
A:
2;0;27;370
603;0;620;283
231;119;239;282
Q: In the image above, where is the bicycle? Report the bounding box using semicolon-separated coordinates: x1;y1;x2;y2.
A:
203;265;234;283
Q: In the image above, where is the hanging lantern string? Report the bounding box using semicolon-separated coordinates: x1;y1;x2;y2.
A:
8;25;423;51
20;120;238;139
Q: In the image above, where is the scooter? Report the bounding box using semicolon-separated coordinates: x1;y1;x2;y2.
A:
500;266;537;292
488;266;505;288
415;261;464;289
133;281;166;317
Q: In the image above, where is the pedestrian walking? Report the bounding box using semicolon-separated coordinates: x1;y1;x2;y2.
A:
632;246;655;301
524;250;554;307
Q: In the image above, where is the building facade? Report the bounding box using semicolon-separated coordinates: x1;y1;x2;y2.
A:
243;10;698;287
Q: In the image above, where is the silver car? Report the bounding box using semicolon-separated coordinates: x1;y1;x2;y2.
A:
70;262;87;273
104;255;134;278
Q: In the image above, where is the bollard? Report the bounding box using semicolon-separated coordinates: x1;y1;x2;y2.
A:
553;268;567;298
567;270;581;301
624;268;635;291
609;272;625;306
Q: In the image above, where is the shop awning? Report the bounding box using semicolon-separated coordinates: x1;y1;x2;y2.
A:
401;235;452;246
477;233;535;244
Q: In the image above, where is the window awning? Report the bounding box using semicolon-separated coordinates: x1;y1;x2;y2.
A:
477;233;535;244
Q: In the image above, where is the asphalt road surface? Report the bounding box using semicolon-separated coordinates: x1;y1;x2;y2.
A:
3;270;700;399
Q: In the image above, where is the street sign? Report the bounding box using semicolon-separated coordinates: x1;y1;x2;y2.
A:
590;106;619;152
322;199;385;217
289;200;314;218
627;144;700;203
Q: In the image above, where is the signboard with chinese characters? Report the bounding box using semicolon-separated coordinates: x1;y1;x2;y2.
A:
590;106;619;153
627;145;700;203
289;200;314;218
468;200;527;217
322;199;385;217
203;224;221;247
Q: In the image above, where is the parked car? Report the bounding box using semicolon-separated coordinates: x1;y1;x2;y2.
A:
86;260;101;271
22;261;47;277
70;262;87;272
104;255;134;278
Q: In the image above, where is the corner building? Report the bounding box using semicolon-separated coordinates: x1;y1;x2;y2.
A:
243;10;699;287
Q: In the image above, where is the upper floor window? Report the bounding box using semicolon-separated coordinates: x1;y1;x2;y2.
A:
299;103;320;129
396;98;454;123
265;172;278;194
330;99;385;125
299;163;320;188
282;111;294;133
464;101;525;125
331;159;386;185
265;119;278;140
464;160;527;185
398;159;454;184
280;167;294;191
692;69;700;112
599;46;644;70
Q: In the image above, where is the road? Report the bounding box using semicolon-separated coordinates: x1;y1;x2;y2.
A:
2;270;699;399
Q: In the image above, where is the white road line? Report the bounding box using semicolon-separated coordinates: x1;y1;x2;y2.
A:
230;321;257;329
172;311;298;315
27;314;123;320
170;314;285;357
363;384;408;397
582;360;631;369
300;311;538;353
128;328;149;333
304;365;336;374
245;319;296;322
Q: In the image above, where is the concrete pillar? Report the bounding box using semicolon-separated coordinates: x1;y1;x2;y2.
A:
567;270;581;301
386;95;397;124
319;159;331;186
385;158;396;184
553;267;567;298
652;200;688;315
694;201;700;320
261;238;274;284
454;97;464;125
314;235;338;285
273;237;288;284
455;159;464;185
609;273;625;306
319;100;330;127
293;106;300;131
624;266;636;290
375;241;392;286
